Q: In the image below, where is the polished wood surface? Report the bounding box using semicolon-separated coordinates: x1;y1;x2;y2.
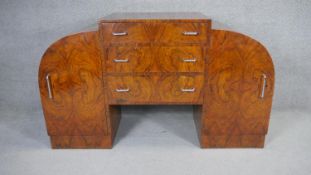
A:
38;12;274;149
195;30;274;148
100;22;210;45
39;32;108;136
106;74;204;104
106;46;204;73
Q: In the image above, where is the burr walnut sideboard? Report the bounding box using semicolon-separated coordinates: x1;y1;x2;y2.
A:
38;12;274;149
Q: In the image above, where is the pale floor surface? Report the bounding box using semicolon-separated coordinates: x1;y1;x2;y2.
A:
0;106;310;175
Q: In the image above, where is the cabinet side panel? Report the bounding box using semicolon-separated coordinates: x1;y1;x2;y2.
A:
38;31;108;136
200;30;274;147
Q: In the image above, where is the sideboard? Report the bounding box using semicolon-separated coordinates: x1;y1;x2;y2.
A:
38;12;274;149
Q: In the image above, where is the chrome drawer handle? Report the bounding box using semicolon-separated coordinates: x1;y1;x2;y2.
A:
260;74;267;98
182;58;196;62
112;32;127;36
113;58;129;63
45;73;53;99
116;88;130;92
181;88;195;92
183;31;199;36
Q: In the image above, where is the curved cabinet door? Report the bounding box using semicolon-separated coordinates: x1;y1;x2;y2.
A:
38;32;108;136
203;30;275;135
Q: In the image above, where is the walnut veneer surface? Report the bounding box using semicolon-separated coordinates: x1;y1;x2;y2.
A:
38;12;274;149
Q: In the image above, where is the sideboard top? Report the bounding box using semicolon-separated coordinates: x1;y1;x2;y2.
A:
99;12;210;23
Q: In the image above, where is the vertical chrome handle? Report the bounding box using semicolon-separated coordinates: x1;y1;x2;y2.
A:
45;73;53;99
182;31;199;36
182;58;196;62
181;88;195;92
113;58;129;63
112;32;127;36
116;88;130;92
260;74;267;98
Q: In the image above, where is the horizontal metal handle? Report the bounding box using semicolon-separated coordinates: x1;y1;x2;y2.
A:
181;88;195;92
45;73;53;99
116;88;130;92
260;74;267;98
112;32;127;36
113;58;129;63
183;31;199;36
182;58;196;62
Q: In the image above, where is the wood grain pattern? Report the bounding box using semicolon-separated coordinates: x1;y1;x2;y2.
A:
50;105;121;149
158;46;204;72
100;22;210;45
196;30;275;148
106;46;153;72
39;32;108;136
106;46;204;73
106;74;204;104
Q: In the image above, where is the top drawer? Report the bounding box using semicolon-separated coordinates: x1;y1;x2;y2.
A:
100;22;210;45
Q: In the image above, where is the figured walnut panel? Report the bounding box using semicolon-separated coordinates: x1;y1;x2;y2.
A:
159;22;210;44
100;22;210;45
101;23;149;44
106;75;154;104
158;74;204;103
106;74;204;104
202;30;274;136
106;46;204;73
106;46;154;72
157;46;204;72
38;31;108;136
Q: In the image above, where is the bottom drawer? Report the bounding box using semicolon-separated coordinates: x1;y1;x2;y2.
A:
105;74;204;104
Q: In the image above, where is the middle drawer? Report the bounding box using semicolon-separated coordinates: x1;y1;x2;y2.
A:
105;46;204;73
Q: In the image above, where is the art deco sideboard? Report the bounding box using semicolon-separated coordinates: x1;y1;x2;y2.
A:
38;12;274;149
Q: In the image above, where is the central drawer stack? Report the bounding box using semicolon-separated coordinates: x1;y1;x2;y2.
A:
99;18;211;104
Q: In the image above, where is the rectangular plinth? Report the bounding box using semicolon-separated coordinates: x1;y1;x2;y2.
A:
200;134;266;148
50;135;113;149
